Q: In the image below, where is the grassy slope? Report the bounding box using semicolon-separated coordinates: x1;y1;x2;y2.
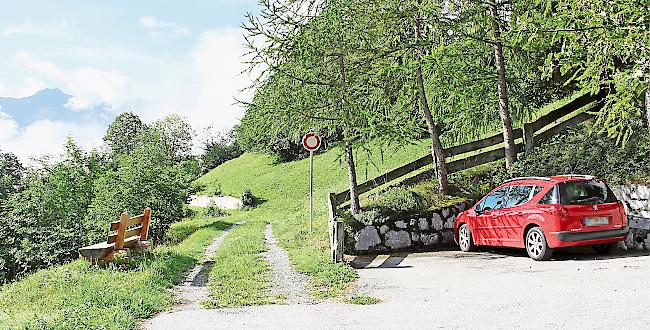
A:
0;212;232;330
196;140;433;299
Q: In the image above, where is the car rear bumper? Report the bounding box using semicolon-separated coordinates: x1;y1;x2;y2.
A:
555;227;629;242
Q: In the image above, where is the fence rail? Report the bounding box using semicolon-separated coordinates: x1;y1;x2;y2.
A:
334;89;606;205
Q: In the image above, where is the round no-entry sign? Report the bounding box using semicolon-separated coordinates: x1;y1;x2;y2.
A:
302;133;321;152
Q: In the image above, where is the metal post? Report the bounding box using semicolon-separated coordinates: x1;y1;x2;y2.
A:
309;150;313;234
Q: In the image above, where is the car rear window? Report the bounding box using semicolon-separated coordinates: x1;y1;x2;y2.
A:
558;180;618;205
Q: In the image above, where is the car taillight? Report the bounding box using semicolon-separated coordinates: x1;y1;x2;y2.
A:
618;202;628;225
550;204;569;221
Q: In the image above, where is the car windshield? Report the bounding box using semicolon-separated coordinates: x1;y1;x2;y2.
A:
558;180;618;205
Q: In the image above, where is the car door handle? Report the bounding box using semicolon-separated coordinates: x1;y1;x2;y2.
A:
506;211;523;216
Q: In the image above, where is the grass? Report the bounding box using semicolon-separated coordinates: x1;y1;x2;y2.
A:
205;217;270;307
0;213;232;330
344;294;381;305
196;141;434;299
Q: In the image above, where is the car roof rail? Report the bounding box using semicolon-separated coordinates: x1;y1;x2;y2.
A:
559;174;595;179
503;176;553;183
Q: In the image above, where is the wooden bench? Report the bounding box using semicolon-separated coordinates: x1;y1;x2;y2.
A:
79;208;152;265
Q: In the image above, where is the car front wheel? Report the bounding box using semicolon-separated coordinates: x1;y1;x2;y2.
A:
458;223;476;252
525;227;553;261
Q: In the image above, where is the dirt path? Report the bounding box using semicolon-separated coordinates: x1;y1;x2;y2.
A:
170;222;241;310
143;247;650;329
263;223;313;304
187;195;242;209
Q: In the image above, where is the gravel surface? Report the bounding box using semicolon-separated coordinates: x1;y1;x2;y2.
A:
264;223;313;304
144;247;650;329
170;222;241;310
187;195;242;209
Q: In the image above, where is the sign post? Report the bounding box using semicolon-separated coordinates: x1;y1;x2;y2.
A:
302;133;321;234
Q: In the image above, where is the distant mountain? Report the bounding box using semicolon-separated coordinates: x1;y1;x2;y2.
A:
0;88;113;127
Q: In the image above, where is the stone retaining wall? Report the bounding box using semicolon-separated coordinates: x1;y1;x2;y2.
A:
345;202;472;254
613;185;650;250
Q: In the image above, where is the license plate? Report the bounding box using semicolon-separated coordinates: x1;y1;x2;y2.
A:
584;217;609;226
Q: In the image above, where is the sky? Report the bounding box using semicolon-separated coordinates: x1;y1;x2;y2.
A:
0;0;260;161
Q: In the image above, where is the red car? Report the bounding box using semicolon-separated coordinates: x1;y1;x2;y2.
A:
454;175;628;260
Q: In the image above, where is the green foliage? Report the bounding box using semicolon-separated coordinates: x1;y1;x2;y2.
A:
513;0;649;142
0;151;23;205
0;139;99;284
0;212;233;329
361;181;467;219
506;123;650;185
152;114;194;162
344;294;381;305
353;209;387;226
103;112;146;157
241;189;255;207
88;137;191;244
204;201;228;218
211;181;222;196
200;130;243;173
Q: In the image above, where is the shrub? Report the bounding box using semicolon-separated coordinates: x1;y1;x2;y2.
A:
353;210;387;226
241;189;255;207
204;201;228;217
212;181;222;197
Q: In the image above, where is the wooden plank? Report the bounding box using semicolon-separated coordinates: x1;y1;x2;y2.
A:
529;90;605;133
110;214;145;231
534;111;595;144
140;208;151;241
108;226;142;244
445;128;522;158
335;153;433;204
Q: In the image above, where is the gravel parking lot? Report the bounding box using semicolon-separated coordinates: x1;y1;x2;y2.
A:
145;248;650;330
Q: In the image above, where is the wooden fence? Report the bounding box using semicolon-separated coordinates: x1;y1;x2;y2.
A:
327;90;606;262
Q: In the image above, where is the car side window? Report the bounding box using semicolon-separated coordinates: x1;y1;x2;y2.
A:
504;185;533;208
477;187;509;212
539;186;558;204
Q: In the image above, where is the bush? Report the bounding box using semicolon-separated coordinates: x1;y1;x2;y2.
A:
212;181;222;197
241;189;255;207
353;210;387;226
0;141;100;284
204;201;228;217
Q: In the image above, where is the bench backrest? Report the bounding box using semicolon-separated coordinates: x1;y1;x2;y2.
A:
107;208;151;250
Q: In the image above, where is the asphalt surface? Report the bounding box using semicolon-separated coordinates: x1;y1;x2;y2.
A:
143;247;650;330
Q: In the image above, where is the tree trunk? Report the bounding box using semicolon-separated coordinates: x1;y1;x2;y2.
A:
338;43;360;214
416;65;449;193
645;81;650;130
491;3;516;169
345;140;361;214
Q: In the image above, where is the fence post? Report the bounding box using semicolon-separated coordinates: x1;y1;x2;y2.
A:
522;122;534;153
328;192;343;263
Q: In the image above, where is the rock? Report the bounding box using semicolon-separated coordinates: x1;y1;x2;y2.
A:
379;225;390;235
441;208;450;218
444;215;456;229
410;219;417;227
418;218;430;231
431;213;444;231
420;233;440;246
441;230;454;244
354;226;381;251
456;202;467;212
411;232;420;242
395;220;407;229
385;230;412;249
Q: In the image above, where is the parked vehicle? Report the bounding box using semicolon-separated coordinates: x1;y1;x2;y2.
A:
454;175;628;260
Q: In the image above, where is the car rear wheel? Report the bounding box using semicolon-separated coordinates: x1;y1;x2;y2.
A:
592;243;615;254
525;227;553;261
458;224;476;252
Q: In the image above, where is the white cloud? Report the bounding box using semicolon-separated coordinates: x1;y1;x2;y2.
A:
139;16;191;37
0;112;19;140
2;17;75;38
15;51;129;110
0;119;106;163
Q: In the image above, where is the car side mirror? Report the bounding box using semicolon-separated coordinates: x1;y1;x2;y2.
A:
475;206;483;215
